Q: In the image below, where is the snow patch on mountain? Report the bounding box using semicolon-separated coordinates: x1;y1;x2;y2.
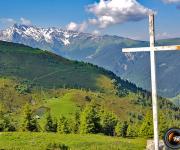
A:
0;24;78;46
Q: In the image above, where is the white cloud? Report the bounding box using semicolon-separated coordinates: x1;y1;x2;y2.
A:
87;0;153;28
163;0;180;3
92;30;101;35
0;18;16;26
157;32;169;39
156;32;180;39
66;22;78;31
163;0;180;9
20;17;32;25
0;17;32;28
66;21;88;32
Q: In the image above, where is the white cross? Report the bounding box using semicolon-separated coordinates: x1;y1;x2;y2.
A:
122;14;180;150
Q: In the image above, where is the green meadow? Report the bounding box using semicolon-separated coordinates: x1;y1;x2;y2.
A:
0;132;146;150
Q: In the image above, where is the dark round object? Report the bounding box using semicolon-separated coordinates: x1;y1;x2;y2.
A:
164;128;180;149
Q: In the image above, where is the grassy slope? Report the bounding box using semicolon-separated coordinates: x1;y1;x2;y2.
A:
0;41;148;120
1;77;179;131
0;41;152;120
46;94;78;118
40;89;149;121
0;132;146;150
0;41;137;94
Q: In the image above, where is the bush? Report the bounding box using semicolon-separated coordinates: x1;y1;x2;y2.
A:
46;143;69;150
0;118;5;131
15;80;32;94
0;114;16;132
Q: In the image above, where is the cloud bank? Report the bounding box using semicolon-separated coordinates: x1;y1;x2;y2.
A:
0;18;16;26
0;17;32;27
163;0;180;3
163;0;180;10
66;21;87;32
87;0;153;28
66;0;153;33
20;17;32;25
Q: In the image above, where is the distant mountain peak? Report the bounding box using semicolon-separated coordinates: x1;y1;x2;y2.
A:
0;25;180;98
0;24;84;46
0;24;128;47
12;23;33;29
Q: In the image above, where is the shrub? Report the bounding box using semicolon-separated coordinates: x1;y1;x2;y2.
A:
46;143;69;150
0;114;16;132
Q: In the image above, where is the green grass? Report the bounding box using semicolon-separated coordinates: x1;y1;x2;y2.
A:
35;92;80;127
0;41;115;92
0;132;146;150
45;93;79;118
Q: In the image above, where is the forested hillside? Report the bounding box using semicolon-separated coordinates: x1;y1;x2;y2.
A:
0;41;179;150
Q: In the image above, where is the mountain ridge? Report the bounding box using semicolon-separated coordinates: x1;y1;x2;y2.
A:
0;40;145;95
0;24;180;98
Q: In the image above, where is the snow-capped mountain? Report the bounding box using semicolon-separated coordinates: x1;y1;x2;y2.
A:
0;24;180;99
0;24;111;55
0;24;81;51
0;24;137;61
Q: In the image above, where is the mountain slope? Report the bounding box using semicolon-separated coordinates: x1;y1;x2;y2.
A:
0;24;180;98
0;41;179;134
0;41;142;95
0;41;150;121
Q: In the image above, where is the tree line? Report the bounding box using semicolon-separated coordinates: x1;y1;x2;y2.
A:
0;101;179;138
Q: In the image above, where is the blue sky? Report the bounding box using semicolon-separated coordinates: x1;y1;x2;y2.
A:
0;0;179;40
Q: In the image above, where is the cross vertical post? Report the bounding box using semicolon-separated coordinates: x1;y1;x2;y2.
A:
149;14;159;150
122;13;180;150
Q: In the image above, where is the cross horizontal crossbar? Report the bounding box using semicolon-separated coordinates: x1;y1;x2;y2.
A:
122;45;180;53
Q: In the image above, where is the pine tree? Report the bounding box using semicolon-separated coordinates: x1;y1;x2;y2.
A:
45;113;57;132
115;122;121;137
58;115;71;134
100;109;118;136
127;123;138;137
72;112;80;134
22;105;39;132
139;111;153;138
115;121;128;137
80;102;101;134
159;112;169;138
